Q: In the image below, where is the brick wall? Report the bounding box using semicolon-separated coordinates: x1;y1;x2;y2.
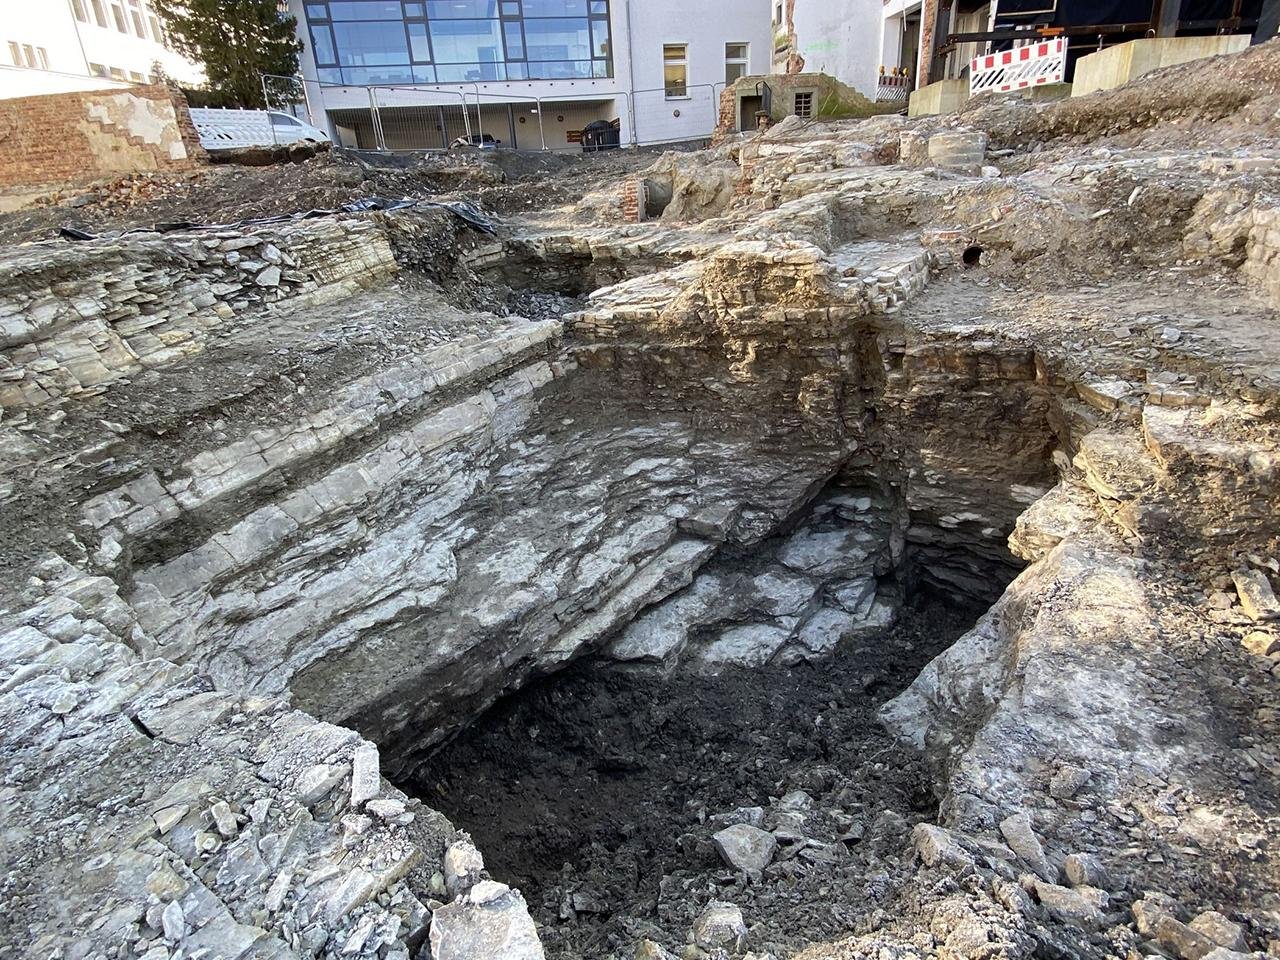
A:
620;178;644;223
0;84;208;189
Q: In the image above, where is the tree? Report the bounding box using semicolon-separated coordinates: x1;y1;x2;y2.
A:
151;0;304;108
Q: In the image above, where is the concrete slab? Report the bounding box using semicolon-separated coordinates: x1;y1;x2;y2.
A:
1072;35;1249;98
908;79;970;117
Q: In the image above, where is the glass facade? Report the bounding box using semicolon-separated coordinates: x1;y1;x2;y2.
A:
304;0;612;85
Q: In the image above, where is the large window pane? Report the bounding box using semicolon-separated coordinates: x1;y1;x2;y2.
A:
334;20;409;64
426;0;498;16
329;1;401;19
435;61;506;80
522;0;586;14
408;21;431;60
413;64;438;81
317;67;343;83
343;64;414;83
503;21;524;58
590;17;608;57
429;17;502;62
523;17;589;60
526;59;590;78
310;24;337;64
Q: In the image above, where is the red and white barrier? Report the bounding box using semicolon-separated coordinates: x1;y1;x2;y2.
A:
969;39;1067;96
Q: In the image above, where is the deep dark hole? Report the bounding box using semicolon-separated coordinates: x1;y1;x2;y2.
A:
962;245;984;267
399;592;985;957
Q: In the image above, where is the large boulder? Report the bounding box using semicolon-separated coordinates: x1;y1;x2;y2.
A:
429;881;544;960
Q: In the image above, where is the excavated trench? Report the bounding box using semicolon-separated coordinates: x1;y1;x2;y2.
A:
275;242;1061;957
291;246;1052;956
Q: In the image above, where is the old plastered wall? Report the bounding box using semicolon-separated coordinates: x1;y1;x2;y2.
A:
0;84;207;189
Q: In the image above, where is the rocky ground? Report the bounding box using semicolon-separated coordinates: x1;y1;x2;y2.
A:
2;37;1280;960
416;599;977;960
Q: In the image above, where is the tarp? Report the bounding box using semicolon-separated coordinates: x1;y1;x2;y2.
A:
58;197;497;242
995;0;1260;26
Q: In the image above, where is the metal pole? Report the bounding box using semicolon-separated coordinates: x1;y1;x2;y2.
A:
472;82;483;141
368;86;386;150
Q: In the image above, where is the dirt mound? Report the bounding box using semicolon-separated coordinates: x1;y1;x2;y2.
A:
963;37;1280;150
0;147;652;244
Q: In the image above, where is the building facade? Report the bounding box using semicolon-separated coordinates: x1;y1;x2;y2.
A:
286;0;772;150
0;0;202;100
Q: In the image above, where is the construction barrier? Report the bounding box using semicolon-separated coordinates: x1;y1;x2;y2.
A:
969;39;1067;96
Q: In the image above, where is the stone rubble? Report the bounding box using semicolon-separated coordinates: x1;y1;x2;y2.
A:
2;41;1280;960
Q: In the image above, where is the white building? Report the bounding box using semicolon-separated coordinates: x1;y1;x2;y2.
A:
772;0;883;100
285;0;772;151
0;0;202;100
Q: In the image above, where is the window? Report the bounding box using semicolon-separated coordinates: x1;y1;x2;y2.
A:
71;0;89;22
149;14;163;42
111;3;128;32
6;42;18;66
303;0;611;85
109;66;126;80
91;0;108;27
89;61;109;77
129;70;144;81
725;41;748;84
37;47;49;69
128;0;146;36
662;42;686;98
793;90;813;118
272;114;304;126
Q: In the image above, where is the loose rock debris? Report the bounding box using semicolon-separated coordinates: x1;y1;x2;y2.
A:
2;39;1280;960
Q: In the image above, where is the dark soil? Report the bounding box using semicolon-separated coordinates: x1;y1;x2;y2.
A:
406;597;982;959
0;147;652;244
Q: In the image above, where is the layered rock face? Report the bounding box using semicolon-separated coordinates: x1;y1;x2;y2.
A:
4;51;1280;960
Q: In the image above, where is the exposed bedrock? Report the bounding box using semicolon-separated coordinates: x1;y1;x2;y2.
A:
56;217;1086;785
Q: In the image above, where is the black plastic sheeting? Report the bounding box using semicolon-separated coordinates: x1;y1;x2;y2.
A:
995;0;1260;26
58;196;497;242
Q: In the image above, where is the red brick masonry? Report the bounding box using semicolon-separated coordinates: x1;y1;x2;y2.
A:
0;84;207;189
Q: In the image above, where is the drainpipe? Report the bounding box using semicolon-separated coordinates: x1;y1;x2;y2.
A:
66;0;92;77
623;0;639;146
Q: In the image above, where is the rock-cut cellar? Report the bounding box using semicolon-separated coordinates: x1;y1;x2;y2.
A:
2;43;1280;960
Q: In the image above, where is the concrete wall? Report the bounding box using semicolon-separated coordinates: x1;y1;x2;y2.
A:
0;84;206;188
785;0;884;99
1072;35;1250;98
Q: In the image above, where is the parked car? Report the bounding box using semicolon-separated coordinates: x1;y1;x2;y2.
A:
450;133;501;150
268;111;330;144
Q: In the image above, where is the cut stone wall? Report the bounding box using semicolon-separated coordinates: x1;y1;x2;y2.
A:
0;84;207;188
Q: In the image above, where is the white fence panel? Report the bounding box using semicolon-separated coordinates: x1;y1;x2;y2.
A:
189;107;275;149
969;39;1067;96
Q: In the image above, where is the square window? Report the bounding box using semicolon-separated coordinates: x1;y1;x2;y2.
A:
403;1;426;15
725;61;745;83
502;0;521;13
793;91;813;118
590;0;606;12
305;3;328;19
109;66;126;80
129;70;144;81
725;43;748;60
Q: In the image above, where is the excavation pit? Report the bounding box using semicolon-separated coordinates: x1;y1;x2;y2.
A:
398;592;986;959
